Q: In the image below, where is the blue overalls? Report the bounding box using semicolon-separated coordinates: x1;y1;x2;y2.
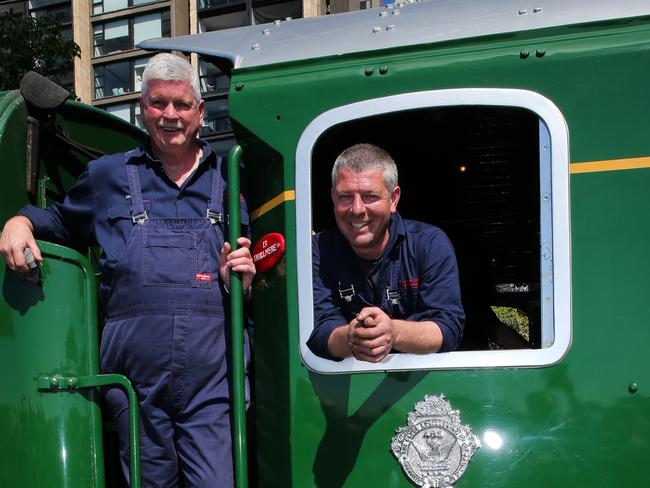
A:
309;214;465;359
336;256;403;319
100;158;246;487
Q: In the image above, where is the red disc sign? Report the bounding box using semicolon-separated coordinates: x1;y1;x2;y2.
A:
252;233;286;272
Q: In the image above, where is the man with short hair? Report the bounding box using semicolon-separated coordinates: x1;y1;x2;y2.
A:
308;143;464;361
0;53;253;486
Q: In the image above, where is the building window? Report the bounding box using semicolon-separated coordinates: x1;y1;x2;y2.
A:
103;101;144;129
134;58;148;92
94;56;151;99
105;102;131;121
134;103;143;128
251;0;302;24
199;60;229;95
95;61;129;98
198;0;245;10
94;19;129;56
93;0;158;15
134;11;168;46
296;88;571;373
29;0;72;24
201;98;231;136
198;11;248;32
94;10;170;57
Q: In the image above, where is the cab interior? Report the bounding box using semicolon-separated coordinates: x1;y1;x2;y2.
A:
310;106;542;350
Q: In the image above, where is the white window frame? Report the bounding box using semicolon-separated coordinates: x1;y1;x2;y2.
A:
296;88;572;374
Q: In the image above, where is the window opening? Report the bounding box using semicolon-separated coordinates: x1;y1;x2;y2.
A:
310;106;541;352
297;89;571;372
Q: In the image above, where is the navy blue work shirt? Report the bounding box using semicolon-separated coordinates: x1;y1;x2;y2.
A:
308;212;464;360
18;139;248;304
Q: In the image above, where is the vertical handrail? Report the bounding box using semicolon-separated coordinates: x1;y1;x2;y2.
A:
227;144;249;488
38;373;141;488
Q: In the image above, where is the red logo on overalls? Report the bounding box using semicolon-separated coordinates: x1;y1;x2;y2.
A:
195;273;212;281
399;278;420;288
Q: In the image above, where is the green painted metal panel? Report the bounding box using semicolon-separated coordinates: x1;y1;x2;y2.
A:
0;241;104;488
0;91;29;224
231;14;650;488
0;90;147;488
2;11;650;488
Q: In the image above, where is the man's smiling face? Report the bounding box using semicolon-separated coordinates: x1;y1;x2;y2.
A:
140;79;204;158
331;167;400;260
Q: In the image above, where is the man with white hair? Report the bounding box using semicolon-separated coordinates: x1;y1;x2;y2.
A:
0;53;253;487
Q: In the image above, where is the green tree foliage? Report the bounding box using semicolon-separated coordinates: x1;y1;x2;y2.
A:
0;10;81;90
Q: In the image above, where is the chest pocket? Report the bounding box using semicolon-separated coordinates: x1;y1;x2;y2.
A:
107;200;151;264
143;229;212;289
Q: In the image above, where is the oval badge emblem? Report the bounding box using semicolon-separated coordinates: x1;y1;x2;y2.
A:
252;233;286;272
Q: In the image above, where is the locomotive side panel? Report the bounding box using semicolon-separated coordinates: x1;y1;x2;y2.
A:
231;15;650;488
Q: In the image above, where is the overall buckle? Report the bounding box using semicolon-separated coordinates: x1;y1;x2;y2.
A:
131;211;148;225
338;283;356;303
386;289;400;306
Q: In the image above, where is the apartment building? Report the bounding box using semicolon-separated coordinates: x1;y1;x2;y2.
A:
6;0;383;154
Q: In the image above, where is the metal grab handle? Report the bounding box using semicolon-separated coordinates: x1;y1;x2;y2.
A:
227;144;249;488
39;373;142;488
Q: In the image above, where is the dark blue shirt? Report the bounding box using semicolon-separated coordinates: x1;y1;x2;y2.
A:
19;140;248;304
308;212;464;360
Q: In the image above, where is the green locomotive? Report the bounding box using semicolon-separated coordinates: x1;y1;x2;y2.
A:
2;0;650;486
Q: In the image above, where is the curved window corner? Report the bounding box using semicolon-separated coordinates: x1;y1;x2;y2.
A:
296;89;571;374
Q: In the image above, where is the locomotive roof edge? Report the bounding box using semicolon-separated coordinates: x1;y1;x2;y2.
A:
138;0;650;70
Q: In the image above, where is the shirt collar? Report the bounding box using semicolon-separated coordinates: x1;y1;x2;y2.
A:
125;138;215;167
382;212;406;257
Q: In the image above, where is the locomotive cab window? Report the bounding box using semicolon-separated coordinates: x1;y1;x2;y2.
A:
296;89;571;373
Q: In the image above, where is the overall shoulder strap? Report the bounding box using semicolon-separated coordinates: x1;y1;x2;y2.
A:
207;156;224;225
126;163;148;225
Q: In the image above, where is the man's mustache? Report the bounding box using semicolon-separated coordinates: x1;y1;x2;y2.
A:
157;120;183;129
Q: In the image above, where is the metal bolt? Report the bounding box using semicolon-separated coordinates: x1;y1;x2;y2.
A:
274;19;281;25
518;9;527;15
379;66;389;74
50;376;60;388
285;16;292;21
365;67;375;76
536;48;546;57
235;83;244;91
629;382;639;394
67;377;79;388
262;28;271;35
533;7;543;13
251;43;260;50
393;9;400;15
379;11;387;17
520;50;530;58
386;24;395;31
372;25;382;33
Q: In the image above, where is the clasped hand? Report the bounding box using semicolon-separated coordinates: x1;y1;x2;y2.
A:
347;306;395;363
